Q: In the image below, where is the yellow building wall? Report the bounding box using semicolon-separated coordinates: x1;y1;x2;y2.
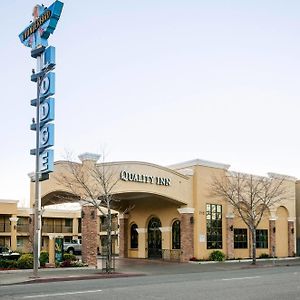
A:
276;206;289;257
192;165;228;260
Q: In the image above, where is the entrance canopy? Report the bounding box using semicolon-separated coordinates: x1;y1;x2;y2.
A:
30;158;193;208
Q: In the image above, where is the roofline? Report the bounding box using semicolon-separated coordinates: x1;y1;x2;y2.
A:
0;199;19;204
168;159;231;171
54;160;190;180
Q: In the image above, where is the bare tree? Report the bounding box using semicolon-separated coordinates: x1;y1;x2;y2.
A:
55;152;120;272
211;171;288;264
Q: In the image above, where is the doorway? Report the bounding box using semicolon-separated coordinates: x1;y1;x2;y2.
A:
148;217;162;258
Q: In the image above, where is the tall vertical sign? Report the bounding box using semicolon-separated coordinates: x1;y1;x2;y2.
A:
19;1;63;277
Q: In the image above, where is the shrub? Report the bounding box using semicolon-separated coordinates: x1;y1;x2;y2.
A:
190;257;198;261
17;254;33;269
0;259;17;269
60;260;72;268
63;253;77;262
60;260;87;268
259;253;269;259
39;251;49;267
209;250;225;262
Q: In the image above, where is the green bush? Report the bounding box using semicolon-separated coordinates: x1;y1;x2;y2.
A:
0;259;17;269
63;253;77;262
17;254;33;269
39;251;49;267
209;250;225;262
259;253;269;259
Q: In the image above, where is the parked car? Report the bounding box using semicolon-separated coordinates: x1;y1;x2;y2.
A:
0;246;21;260
63;240;82;255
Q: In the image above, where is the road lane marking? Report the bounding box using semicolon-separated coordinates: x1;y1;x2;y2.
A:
222;276;261;281
22;289;103;298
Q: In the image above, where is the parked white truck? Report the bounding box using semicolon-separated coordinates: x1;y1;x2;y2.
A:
63;240;82;255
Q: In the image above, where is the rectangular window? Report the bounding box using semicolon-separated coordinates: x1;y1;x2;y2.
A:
234;228;248;249
256;229;268;249
206;204;222;249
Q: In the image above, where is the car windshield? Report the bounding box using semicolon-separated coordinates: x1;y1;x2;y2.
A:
0;246;10;253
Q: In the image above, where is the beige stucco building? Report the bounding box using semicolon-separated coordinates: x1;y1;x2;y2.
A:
1;153;299;264
27;153;298;262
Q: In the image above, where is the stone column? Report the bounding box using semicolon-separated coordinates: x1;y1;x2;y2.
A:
136;228;147;258
159;227;171;260
48;233;56;265
9;216;18;251
226;214;234;259
119;214;129;258
81;205;98;267
178;207;194;262
288;219;295;257
269;218;276;257
72;218;79;240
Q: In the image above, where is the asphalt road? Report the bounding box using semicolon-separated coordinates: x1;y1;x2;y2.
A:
1;264;300;300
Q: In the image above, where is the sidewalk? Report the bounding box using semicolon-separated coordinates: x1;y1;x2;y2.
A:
1;257;300;286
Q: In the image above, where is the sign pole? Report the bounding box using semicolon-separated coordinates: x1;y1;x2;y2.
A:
19;1;64;278
33;55;42;277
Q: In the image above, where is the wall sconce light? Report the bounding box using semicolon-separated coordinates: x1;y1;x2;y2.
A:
81;211;85;218
229;225;234;231
14;225;17;230
273;227;276;233
190;216;194;224
291;228;294;234
91;211;95;219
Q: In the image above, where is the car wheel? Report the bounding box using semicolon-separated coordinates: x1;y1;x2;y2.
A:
68;248;74;255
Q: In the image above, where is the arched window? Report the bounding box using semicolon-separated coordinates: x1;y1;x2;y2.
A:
130;224;138;249
172;220;181;249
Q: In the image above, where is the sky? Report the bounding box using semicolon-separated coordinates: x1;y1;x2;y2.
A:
1;0;300;206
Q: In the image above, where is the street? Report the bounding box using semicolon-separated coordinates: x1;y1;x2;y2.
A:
1;264;300;300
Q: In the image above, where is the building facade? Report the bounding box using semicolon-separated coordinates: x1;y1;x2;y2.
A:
0;200;119;255
26;154;297;263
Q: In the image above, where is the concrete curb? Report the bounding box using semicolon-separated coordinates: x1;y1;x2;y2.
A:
189;257;300;264
0;272;145;286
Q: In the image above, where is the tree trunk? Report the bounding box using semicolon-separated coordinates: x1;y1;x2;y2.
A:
106;202;112;273
251;228;256;265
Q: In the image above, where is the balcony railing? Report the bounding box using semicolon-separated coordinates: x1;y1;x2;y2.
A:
0;223;11;232
100;222;118;232
17;224;29;233
42;224;73;233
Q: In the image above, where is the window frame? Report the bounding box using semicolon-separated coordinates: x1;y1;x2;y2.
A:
234;228;248;249
130;223;138;249
256;229;268;249
172;220;181;250
206;204;223;249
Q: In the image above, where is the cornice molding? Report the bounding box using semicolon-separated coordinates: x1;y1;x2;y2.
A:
78;152;101;162
267;172;297;182
177;207;195;214
169;159;230;171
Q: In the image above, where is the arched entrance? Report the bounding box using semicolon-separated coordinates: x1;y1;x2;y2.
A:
148;217;162;258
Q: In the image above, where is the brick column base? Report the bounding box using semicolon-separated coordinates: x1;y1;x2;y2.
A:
81;206;98;267
178;208;194;262
119;214;128;258
288;221;295;257
226;217;234;259
269;219;276;257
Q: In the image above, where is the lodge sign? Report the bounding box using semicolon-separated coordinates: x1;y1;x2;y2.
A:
22;10;52;41
120;171;171;186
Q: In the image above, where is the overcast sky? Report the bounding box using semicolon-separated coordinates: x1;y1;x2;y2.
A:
1;0;300;206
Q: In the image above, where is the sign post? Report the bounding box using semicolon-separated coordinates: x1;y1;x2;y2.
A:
19;1;63;277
